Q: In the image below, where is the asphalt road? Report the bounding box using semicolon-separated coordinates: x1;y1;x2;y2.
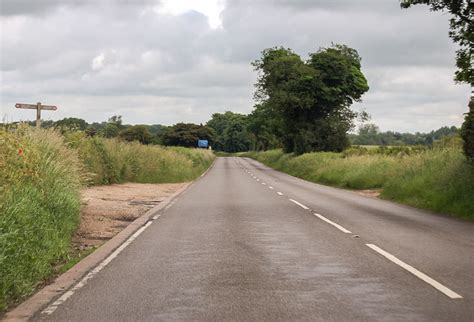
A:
35;157;474;321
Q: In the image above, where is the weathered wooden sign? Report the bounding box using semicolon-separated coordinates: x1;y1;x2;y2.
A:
15;102;58;128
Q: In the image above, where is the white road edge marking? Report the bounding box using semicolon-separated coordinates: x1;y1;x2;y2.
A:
366;244;462;299
313;213;352;233
152;214;160;220
289;199;309;210
277;192;284;196
41;221;154;315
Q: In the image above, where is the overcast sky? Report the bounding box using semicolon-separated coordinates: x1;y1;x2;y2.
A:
0;0;471;132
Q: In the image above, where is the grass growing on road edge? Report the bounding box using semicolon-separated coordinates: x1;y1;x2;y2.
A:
0;126;214;311
64;131;214;185
242;148;474;220
0;127;83;311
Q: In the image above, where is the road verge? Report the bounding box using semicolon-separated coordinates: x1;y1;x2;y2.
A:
3;183;191;322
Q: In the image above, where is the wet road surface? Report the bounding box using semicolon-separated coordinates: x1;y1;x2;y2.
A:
35;157;474;321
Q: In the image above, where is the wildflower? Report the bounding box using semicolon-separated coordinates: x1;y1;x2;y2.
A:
18;148;23;156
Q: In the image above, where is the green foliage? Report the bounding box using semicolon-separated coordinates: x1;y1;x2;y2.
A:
401;0;473;159
350;124;460;146
243;146;474;219
401;0;472;84
161;123;215;148
207;111;250;152
0;126;214;311
119;125;153;144
460;98;474;160
247;103;283;151
252;44;369;154
62;131;215;185
54;117;88;131
0;127;82;311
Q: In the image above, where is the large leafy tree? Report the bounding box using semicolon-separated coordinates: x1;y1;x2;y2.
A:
119;125;153;144
54;117;88;131
98;115;123;138
252;44;369;154
247;102;283;151
401;0;473;159
162;123;214;148
207;111;250;152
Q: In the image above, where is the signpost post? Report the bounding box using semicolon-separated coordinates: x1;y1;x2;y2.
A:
15;102;58;128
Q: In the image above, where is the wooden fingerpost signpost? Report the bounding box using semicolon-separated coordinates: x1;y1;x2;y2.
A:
15;102;58;128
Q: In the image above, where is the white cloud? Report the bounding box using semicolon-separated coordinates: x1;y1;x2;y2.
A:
91;53;105;71
155;0;225;29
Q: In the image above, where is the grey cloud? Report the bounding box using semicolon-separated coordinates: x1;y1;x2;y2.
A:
0;0;159;16
0;0;470;132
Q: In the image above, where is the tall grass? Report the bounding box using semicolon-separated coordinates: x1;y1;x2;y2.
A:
0;127;214;311
0;127;82;311
64;131;214;185
242;148;474;220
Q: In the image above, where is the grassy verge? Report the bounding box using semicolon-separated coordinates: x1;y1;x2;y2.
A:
242;148;474;220
0;127;214;311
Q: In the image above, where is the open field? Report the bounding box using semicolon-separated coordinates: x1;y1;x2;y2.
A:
242;147;474;220
0;126;214;311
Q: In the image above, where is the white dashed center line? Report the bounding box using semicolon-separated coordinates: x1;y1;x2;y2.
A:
269;186;274;189
366;244;462;299
289;199;309;210
277;192;284;196
313;213;352;233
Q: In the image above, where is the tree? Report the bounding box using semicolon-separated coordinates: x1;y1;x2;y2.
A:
119;125;153;144
162;123;214;147
99;123;120;138
98;115;123;138
252;44;369;154
247;103;283;151
207;111;251;152
461;99;474;158
221;117;250;153
401;0;473;159
54;117;88;131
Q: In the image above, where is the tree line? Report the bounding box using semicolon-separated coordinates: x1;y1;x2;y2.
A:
9;0;472;160
12;111;460;152
349;124;459;146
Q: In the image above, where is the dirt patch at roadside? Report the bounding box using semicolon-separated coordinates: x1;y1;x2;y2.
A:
355;189;382;198
73;183;187;250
